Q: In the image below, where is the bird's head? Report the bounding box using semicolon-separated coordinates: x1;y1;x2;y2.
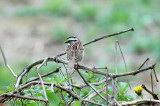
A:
65;36;78;45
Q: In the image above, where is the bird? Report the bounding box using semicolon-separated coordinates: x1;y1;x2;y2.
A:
65;36;84;68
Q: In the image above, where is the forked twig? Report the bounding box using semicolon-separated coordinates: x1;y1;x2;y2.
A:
36;58;49;101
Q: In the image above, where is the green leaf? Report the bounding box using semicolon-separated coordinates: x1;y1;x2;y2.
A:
118;82;129;94
125;95;135;101
72;99;84;106
7;86;15;91
46;90;60;106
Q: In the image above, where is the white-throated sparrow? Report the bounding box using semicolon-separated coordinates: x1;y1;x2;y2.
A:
65;36;84;66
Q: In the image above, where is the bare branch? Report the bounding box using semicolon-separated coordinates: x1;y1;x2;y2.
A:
112;64;155;78
150;72;154;93
115;40;127;72
152;66;159;82
121;99;160;106
106;68;109;105
36;58;49;101
83;28;134;46
76;64;155;78
0;45;17;78
1;94;47;103
138;58;149;70
111;78;115;98
85;87;105;100
15;57;67;90
142;84;159;100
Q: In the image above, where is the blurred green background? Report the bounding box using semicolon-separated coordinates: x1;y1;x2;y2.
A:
0;0;160;98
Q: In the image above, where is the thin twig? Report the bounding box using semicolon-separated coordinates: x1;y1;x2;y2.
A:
60;90;67;102
116;40;127;72
112;64;155;78
23;67;60;85
36;58;49;101
106;68;109;105
138;58;149;70
0;45;17;78
111;78;115;99
152;66;159;82
76;68;108;103
65;98;74;106
83;28;134;46
150;72;154;93
1;94;47;103
70;79;110;89
63;63;72;85
86;88;104;100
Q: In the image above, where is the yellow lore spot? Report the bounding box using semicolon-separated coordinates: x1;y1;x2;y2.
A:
134;85;143;96
66;39;70;42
